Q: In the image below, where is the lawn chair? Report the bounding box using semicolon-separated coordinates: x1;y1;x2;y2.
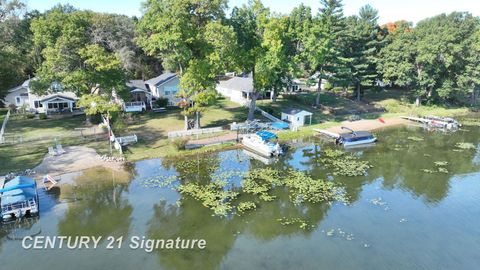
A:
56;144;66;154
48;146;58;156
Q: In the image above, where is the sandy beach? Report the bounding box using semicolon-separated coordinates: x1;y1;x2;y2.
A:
33;146;125;177
326;117;409;133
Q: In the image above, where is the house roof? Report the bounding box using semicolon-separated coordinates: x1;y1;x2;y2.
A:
145;72;178;86
218;76;254;93
38;92;78;103
127;80;149;92
281;108;313;116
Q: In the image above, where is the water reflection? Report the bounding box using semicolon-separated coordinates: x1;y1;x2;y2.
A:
57;167;133;238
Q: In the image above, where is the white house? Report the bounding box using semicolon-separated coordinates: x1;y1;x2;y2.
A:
281;108;313;128
216;76;256;105
2;79;79;115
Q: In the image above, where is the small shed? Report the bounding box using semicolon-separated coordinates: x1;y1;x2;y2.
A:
281;108;313;127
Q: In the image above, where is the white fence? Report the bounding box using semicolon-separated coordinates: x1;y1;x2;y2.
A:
256;107;281;122
0;109;11;144
168;127;224;138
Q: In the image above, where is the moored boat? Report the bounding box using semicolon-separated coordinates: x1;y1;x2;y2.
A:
314;127;377;147
242;130;283;157
0;176;39;222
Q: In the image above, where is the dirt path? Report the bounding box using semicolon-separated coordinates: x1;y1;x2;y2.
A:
326;117;409;133
33;146;124;177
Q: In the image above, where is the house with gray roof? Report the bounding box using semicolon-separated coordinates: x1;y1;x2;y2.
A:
124;72;180;112
216;76;255;105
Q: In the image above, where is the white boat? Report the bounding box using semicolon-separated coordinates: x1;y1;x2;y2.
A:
315;127;377;147
242;131;283;157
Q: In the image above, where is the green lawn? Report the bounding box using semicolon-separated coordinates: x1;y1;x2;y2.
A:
0;114;111;175
6;114;88;140
122;98;248;161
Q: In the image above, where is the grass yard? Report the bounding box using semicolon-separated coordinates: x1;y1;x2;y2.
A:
6;114;88;141
0;113;111;175
122;98;249;161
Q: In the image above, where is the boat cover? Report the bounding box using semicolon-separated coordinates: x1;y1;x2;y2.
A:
0;176;37;206
256;130;278;141
271;122;289;130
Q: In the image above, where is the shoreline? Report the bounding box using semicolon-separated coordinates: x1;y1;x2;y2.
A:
2;114;470;178
32;146;126;178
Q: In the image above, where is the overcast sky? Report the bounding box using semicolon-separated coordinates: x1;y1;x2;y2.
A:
26;0;480;24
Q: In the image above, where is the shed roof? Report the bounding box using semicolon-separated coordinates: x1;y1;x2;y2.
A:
282;108;313;116
145;72;178;86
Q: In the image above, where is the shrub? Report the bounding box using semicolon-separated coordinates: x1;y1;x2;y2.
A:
89;114;103;124
323;82;333;91
39;113;47;120
172;138;189;150
155;97;169;108
112;117;126;133
25;114;35;119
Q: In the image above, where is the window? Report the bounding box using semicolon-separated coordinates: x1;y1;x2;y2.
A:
16;97;21;105
34;101;40;108
164;86;178;96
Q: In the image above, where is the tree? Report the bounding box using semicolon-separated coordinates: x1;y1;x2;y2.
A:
378;12;479;106
229;0;270;120
30;6;131;101
341;5;383;101
256;16;294;103
0;0;36;100
458;29;480;106
303;0;345;107
137;0;235;129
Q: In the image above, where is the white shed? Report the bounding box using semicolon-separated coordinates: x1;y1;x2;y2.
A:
281;108;313;128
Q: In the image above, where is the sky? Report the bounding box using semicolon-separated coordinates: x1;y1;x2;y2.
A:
25;0;480;25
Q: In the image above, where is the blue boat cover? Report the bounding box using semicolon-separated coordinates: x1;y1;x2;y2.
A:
256;130;278;141
0;176;37;206
271;122;289;130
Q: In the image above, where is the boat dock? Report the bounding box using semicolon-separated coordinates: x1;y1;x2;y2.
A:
313;129;340;139
401;116;431;124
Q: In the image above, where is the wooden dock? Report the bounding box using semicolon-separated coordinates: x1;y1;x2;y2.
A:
313;129;340;139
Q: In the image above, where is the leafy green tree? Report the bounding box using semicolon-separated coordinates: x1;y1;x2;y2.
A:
137;0;234;129
378;12;479;105
0;0;37;100
256;16;294;103
30;6;131;104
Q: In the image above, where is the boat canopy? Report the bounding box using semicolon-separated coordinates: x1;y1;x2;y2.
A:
271;122;289;130
340;131;375;142
256;130;278;141
0;176;37;206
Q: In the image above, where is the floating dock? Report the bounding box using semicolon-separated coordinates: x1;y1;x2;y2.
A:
313;129;340;139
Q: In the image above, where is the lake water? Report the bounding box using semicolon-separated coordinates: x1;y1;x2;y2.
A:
1;125;480;270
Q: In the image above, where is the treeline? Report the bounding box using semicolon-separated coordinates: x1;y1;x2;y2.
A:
1;0;479;127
